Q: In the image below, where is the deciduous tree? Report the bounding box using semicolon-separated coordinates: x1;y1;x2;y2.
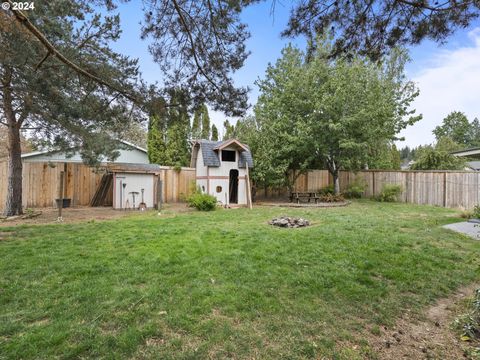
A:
255;41;420;193
433;111;472;146
411;137;465;170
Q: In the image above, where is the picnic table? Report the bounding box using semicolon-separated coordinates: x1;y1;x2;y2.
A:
289;191;320;204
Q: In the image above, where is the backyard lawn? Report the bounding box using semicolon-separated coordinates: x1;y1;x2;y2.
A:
1;201;479;359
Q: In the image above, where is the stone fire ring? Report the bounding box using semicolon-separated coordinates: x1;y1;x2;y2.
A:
269;216;310;228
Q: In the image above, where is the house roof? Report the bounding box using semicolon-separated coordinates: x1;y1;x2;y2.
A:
21;139;147;159
451;147;480;158
467;161;480;171
194;139;253;168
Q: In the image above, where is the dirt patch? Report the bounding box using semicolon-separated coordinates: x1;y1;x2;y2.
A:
368;283;480;359
0;203;192;228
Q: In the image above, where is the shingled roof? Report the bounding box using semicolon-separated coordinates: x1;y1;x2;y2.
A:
196;139;253;168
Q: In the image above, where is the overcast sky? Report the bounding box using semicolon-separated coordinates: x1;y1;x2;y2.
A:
112;1;480;148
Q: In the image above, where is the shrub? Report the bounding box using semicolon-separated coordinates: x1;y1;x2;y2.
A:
187;192;217;211
318;185;335;195
376;184;403;202
454;288;480;343
473;205;480;219
344;178;366;199
460;210;474;219
319;193;345;203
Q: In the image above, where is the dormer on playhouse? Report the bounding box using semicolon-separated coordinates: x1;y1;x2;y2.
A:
190;139;254;205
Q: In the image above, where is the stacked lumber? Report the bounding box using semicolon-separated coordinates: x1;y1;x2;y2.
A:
90;174;113;206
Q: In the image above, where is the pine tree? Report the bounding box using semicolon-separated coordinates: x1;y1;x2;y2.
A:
201;105;210;139
0;2;142;216
211;125;219;141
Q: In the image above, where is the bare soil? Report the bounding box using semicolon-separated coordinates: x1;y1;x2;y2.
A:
369;283;480;359
0;203;192;227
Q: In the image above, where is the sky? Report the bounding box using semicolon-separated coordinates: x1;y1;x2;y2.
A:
111;1;480;148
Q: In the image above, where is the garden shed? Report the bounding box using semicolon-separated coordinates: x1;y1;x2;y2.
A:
190;139;254;206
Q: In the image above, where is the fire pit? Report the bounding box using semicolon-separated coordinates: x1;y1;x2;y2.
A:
269;216;310;228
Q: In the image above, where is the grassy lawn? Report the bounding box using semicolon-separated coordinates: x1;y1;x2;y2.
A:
1;201;479;359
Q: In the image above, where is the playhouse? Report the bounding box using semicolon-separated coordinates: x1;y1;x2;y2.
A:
190;139;254;205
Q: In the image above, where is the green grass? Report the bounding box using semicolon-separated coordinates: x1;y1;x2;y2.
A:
1;200;479;359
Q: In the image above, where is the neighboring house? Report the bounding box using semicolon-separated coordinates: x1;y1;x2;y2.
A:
466;161;480;171
451;147;480;158
190;139;253;205
21;140;149;164
400;159;415;170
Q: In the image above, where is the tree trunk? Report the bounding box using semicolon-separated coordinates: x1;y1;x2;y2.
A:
326;157;341;195
332;171;340;195
2;67;24;216
4;123;23;216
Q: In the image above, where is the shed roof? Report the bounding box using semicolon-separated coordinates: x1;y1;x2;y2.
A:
194;139;253;168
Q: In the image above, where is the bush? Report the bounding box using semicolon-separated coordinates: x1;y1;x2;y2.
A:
376;184;403;202
187;192;217;211
319;193;345;203
318;185;335;195
473;205;480;219
454;288;480;343
344;179;366;199
460;210;474;219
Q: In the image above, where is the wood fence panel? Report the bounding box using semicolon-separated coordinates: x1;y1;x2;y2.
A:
306;170;330;191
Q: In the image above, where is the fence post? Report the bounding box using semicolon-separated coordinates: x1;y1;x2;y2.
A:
372;171;376;196
443;172;447;208
57;171;64;221
156;178;163;210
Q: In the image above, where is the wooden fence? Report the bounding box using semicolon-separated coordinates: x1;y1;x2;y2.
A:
2;161;479;210
259;169;480;209
0;161;196;211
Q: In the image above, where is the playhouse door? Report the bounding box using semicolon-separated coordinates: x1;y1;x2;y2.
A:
229;169;239;204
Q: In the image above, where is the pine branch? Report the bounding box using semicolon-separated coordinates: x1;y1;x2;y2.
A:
6;0;140;104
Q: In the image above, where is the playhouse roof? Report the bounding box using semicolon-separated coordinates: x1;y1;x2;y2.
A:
194;139;253;168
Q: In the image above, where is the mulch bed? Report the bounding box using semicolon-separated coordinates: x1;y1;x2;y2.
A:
256;201;351;208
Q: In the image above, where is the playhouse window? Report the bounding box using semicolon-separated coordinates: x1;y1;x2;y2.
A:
221;150;236;162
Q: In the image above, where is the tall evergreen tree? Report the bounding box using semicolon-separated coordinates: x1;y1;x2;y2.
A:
201;105;210;139
211;124;219;141
191;108;202;140
147;97;168;164
223;120;235;140
163;90;191;167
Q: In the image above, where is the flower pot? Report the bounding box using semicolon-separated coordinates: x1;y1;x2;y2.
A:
55;198;71;208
